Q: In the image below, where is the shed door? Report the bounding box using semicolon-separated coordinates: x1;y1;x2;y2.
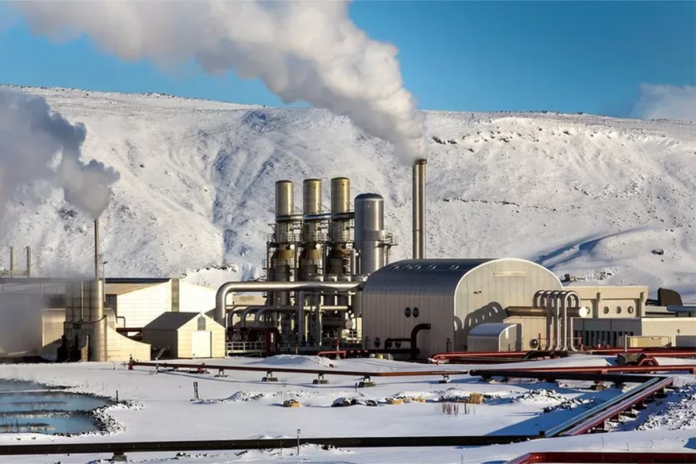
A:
191;331;212;358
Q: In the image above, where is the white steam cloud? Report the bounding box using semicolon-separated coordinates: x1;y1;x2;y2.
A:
0;89;119;219
633;84;696;122
14;0;425;161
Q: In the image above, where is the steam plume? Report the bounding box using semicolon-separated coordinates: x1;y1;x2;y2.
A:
14;0;425;160
0;89;119;219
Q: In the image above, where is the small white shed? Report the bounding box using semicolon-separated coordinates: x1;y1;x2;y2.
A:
467;323;520;352
142;312;225;359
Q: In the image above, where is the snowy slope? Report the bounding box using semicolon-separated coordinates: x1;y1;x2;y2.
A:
1;85;695;299
0;357;694;463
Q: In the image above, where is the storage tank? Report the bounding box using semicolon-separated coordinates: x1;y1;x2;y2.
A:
354;193;385;275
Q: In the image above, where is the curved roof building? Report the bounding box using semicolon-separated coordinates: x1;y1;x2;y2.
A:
360;258;563;358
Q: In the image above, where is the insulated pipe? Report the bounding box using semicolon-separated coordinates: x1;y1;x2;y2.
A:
412;159;426;259
215;281;359;326
298;291;305;344
560;292;569;351
252;304;349;326
254;307;297;326
506;306;588;318
552;291;563;350
410;323;431;360
563;291;581;351
315;293;323;344
240;306;266;328
540;291;555;349
226;307;248;328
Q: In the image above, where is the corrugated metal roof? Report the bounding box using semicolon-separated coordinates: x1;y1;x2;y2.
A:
105;282;162;295
105;278;172;284
468;322;517;337
362;259;492;296
144;312;202;330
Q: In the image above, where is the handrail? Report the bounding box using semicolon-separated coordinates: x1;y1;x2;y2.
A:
559;377;673;436
543;377;662;438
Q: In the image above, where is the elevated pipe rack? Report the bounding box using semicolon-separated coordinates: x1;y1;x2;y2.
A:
505;452;695;464
543;376;674;437
130;361;469;381
0;435;534;457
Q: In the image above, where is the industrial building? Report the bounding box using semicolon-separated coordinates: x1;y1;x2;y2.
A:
0;234;221;362
360;258;563;355
142;312;225;359
3;157;695;363
212;158;696;360
105;278;217;329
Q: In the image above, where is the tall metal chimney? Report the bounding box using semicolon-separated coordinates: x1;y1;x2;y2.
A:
412;159;426;259
94;219;99;280
9;246;14;276
25;246;31;277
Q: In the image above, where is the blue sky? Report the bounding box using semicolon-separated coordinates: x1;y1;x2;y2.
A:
0;1;694;117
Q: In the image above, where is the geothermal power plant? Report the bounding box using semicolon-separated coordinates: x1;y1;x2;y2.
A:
1;158;694;363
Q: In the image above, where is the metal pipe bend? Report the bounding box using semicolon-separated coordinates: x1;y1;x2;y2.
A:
215;281;359;326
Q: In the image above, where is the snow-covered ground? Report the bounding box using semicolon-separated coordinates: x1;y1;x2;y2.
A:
0;355;694;463
1;86;695;300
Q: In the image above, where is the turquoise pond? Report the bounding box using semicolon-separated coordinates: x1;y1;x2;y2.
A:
0;379;112;435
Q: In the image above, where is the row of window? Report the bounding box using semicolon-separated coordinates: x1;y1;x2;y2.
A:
404;307;420;318
390;264;463;271
602;305;635;315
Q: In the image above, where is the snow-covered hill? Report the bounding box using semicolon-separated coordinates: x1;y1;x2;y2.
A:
2;86;695;299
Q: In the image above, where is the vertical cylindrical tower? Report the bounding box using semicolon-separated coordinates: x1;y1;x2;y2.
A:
302;179;322;217
275;180;295;243
412;159;426;259
354;193;385;275
269;181;300;305
9;246;14;275
327;177;352;277
331;178;351;219
299;179;324;281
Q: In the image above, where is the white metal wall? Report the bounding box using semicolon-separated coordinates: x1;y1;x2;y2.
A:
566;286;648;318
454;259;563;350
361;271;459;357
176;314;226;358
179;282;216;313
116;283;171;328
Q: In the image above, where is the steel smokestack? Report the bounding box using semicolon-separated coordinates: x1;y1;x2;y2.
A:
94;219;99;281
412;159;426;259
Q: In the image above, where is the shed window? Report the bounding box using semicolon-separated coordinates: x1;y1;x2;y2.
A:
404;307;412;318
412;307;420;318
197;316;206;331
